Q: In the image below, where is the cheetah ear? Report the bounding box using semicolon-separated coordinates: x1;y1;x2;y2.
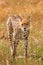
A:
27;16;32;23
13;14;22;21
16;15;22;21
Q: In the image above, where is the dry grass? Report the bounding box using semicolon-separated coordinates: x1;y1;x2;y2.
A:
0;0;43;65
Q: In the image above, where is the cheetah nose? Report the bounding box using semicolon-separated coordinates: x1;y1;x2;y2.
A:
24;28;26;31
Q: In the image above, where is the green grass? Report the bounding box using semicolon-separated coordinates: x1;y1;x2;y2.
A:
0;41;43;65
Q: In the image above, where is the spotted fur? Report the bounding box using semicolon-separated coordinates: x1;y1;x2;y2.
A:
6;15;30;58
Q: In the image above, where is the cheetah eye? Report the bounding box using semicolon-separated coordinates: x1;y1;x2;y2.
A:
26;23;28;25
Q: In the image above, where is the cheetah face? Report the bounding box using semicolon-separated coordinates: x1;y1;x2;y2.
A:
21;22;30;32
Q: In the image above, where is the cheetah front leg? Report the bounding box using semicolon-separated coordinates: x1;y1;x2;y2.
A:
24;35;28;58
12;41;16;58
6;20;14;56
13;39;19;58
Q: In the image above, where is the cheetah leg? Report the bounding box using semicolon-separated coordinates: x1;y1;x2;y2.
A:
7;20;14;56
13;40;19;58
24;39;28;58
12;41;16;58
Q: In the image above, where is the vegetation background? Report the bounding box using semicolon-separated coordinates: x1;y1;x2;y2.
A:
0;0;43;65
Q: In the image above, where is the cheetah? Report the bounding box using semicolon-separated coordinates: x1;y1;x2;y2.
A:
6;15;30;58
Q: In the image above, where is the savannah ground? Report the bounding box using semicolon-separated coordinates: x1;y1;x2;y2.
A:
0;0;43;65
